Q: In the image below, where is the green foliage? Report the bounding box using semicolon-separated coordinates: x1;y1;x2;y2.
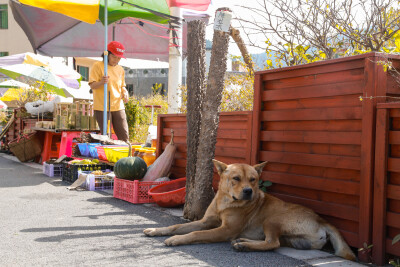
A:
16;81;53;108
0;110;11;126
388;234;400;266
179;61;254;113
124;94;168;143
358;242;373;263
258;180;272;192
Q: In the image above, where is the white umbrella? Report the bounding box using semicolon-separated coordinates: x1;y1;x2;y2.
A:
0;52;81;88
0;100;7;109
0;64;72;97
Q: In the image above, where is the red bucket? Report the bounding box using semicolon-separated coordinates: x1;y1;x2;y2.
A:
148;177;186;208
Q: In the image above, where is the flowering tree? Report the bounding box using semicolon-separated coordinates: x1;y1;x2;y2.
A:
236;0;400;68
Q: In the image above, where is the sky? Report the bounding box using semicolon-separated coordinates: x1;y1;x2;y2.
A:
118;0;265;69
206;0;265;55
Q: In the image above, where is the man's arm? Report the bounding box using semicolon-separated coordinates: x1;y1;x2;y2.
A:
89;76;109;90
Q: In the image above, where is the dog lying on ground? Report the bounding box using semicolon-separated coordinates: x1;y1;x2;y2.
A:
144;160;356;261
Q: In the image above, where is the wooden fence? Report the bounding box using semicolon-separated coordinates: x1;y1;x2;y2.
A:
157;52;400;265
156;111;252;187
373;103;400;265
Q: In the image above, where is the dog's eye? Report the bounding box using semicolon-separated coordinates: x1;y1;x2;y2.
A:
233;176;240;181
250;177;256;182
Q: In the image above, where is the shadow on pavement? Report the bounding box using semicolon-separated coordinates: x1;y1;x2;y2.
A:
3;155;310;267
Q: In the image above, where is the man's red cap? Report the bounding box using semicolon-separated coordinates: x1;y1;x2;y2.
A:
107;41;126;58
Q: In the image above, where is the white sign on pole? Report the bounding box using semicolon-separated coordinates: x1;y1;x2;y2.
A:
213;10;232;33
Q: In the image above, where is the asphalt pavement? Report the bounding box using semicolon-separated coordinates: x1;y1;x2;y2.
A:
0;153;370;267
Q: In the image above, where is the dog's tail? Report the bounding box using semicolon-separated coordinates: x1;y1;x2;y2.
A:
323;223;356;261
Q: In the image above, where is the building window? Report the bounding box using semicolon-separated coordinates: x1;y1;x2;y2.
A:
0;5;8;29
0;52;9;57
77;65;89;81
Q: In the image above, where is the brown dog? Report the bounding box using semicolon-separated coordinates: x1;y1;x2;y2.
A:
144;160;356;261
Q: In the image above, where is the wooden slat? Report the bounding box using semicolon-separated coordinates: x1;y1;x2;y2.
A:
392;118;400;130
390;109;400;118
362;56;386;263
263;81;363;101
251;74;262;165
340;231;359;248
385;239;400;256
259;151;361;170
264;94;362;110
390;144;400;157
162;128;249;140
262;171;359;195
265;120;362;132
387;158;400;173
387;184;400;200
320;215;359;233
267;179;359;207
262;61;365;83
387;73;400;94
260;131;361;145
389;131;400;144
269;192;359;221
261;107;362;121
372;108;389;265
265;162;360;182
387;212;400;228
263;142;361;157
388;199;400;213
162;116;187;122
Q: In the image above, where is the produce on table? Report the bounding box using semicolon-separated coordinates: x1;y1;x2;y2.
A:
68;159;99;165
141;129;176;182
114;142;147;180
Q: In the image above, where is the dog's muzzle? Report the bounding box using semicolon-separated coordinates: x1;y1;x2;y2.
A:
241;187;253;200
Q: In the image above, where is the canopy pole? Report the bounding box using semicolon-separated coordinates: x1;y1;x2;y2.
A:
167;7;182;114
103;0;108;135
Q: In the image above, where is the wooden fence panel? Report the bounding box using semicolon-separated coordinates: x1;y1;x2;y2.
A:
157;111;253;185
252;52;400;255
373;103;400;265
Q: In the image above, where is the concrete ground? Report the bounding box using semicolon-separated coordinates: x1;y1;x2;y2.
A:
0;153;377;267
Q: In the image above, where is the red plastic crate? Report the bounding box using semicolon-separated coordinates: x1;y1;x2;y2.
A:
113;177;168;204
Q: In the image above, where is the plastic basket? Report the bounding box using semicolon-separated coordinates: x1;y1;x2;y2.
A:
62;162;113;184
96;146;107;161
77;143;90;157
110;148;129;163
103;146;127;162
113;177;168;204
148;177;186;208
78;171;114;191
88;143;101;159
43;162;63;177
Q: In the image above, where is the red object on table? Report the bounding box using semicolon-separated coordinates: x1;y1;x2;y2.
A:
58;131;82;158
41;132;62;163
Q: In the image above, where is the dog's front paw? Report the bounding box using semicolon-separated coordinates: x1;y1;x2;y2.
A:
143;228;160;236
231;239;249;252
164;235;185;246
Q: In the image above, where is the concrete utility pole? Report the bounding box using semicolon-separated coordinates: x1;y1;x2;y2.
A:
167;7;183;114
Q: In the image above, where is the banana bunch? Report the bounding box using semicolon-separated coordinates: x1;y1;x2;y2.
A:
69;159;100;165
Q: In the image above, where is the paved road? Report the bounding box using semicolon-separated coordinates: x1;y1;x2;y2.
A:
0;154;313;267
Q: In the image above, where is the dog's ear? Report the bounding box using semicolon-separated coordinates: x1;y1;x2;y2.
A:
253;161;268;176
213;159;228;175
